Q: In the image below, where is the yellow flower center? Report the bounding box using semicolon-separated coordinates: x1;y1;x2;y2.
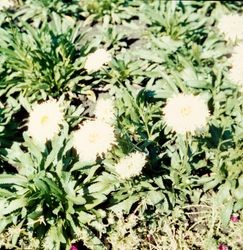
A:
88;132;99;143
40;115;49;124
180;106;191;117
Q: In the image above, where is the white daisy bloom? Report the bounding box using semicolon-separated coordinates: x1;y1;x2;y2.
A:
228;43;243;92
0;0;13;10
27;100;64;143
228;65;243;92
84;49;111;72
163;94;210;135
115;152;147;179
230;43;243;65
94;98;116;124
73;120;116;162
217;14;243;42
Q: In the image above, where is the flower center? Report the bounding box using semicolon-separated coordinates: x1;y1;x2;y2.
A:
88;132;99;143
40;115;49;124
180;106;191;117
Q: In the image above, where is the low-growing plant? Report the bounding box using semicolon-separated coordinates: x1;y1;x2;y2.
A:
0;122;118;249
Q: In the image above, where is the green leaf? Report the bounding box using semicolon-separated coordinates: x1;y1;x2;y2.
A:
23;133;44;162
233;187;243;200
34;178;50;194
48;222;65;247
78;225;106;250
66;194;86;206
83;165;101;184
11;221;24;246
84;193;107;210
42;177;63;200
0;174;28;186
18;94;31;113
234;199;243;211
0;217;12;233
88;173;116;195
151;35;183;53
78;211;95;224
109;196;140;215
221;200;233;227
71;161;93;172
0;187;13;197
44;124;69;170
1;198;27;216
203;178;221;192
216;181;231;205
153;176;165;189
145;190;165;206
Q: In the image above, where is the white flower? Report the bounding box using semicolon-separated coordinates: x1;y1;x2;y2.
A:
115;152;147;179
84;49;111;72
0;0;13;10
217;14;243;42
230;43;243;65
73;120;116;162
27;100;64;143
228;65;243;92
228;43;243;92
163;94;210;135
94;98;116;124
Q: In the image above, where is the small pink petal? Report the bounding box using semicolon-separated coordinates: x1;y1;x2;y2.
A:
230;214;239;223
218;243;229;250
70;243;78;250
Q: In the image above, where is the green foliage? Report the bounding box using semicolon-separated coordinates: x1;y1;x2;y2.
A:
0;14;89;99
0;123;115;249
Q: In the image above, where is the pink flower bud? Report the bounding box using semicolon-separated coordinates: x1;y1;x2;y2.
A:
230;213;239;223
218;243;228;250
70;243;78;250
